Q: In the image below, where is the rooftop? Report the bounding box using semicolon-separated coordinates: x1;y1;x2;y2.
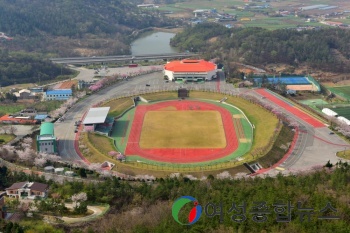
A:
83;107;111;125
46;89;72;95
40;122;54;135
35;114;48;120
164;59;216;72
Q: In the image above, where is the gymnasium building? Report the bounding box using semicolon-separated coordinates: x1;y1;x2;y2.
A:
163;59;217;82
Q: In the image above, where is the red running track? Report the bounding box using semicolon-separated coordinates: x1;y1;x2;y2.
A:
125;100;239;163
255;89;325;128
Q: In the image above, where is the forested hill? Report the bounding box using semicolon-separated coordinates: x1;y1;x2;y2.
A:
0;0;177;56
0;50;74;86
170;23;350;73
0;0;171;36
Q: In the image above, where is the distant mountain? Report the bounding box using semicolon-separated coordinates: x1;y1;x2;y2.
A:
0;0;178;56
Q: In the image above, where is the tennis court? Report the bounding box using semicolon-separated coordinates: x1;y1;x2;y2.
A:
254;76;311;85
300;99;329;106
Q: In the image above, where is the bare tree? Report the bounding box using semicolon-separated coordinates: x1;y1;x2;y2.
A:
2;125;10;134
9;126;18;135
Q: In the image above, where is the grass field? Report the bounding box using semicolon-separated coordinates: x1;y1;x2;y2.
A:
336;149;350;160
142;92;178;102
328;86;350;101
0;100;63;116
80;132;117;169
333;107;350;119
0;104;25;115
0;134;15;144
140;111;225;148
190;92;279;153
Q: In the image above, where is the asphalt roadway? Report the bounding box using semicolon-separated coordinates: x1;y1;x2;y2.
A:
54;67;350;174
249;90;350;175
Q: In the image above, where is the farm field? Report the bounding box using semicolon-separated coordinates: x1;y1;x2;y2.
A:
157;0;350;29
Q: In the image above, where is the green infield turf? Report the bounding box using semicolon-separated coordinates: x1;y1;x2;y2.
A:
140;110;226;148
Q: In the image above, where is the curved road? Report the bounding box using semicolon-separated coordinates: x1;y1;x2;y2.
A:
55;66;165;162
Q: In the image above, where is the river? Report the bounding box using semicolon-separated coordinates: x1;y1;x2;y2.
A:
131;31;179;55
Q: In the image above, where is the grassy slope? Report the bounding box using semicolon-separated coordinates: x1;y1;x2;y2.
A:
101;98;134;117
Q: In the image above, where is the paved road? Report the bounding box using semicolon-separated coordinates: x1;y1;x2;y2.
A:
50;53;194;64
249;90;350;174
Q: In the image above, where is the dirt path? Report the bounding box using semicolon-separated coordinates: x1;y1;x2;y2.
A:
60;203;108;224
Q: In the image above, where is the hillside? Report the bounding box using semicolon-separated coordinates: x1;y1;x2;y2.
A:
0;0;178;56
0;50;74;86
2;162;350;232
170;23;350;74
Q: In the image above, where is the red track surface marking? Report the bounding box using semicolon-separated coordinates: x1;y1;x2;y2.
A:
255;89;324;128
125;100;239;163
298;129;349;147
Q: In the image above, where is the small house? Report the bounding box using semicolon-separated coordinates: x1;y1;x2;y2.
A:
5;182;49;199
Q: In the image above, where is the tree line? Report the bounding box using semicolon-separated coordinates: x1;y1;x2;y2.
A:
171;23;350;73
1;160;350;232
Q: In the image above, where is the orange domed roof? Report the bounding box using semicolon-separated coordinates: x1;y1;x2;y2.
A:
164;59;216;72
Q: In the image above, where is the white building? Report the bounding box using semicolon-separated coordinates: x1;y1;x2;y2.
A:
338;116;350;126
163;59;217;82
322;108;338;117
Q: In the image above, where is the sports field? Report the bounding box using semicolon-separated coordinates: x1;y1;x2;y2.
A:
333;107;350;119
112;99;253;165
328;86;350;101
254;76;311;85
140;111;225;148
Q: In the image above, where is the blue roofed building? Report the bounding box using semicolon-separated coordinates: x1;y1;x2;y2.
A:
43;89;72;101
